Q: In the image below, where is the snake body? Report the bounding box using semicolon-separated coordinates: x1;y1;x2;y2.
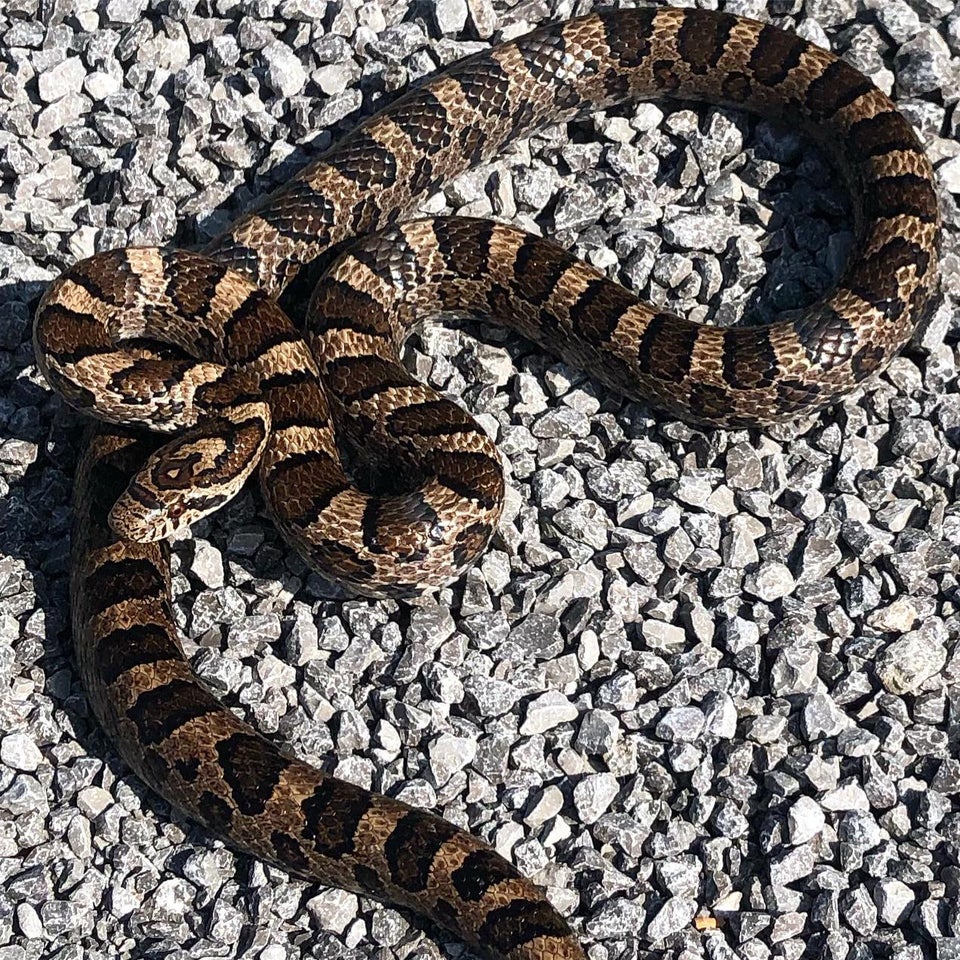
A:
34;8;939;960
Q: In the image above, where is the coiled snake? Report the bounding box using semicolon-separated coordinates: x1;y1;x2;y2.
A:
33;8;939;959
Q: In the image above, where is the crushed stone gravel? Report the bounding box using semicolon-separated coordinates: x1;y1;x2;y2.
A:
1;1;959;959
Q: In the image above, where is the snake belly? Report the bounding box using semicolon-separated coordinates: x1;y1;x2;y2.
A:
34;8;940;960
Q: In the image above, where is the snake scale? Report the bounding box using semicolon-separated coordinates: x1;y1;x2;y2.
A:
33;7;939;959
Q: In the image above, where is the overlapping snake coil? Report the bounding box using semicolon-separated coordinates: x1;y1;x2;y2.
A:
33;8;939;960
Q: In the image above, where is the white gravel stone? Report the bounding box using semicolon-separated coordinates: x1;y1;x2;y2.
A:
262;42;308;98
525;785;565;827
770;844;816;886
428;733;477;785
0;733;43;772
703;693;737;739
105;0;147;22
16;902;43;939
76;786;113;819
520;690;579;735
787;796;826;845
573;772;620;824
656;706;705;743
745;561;796;601
306;889;358;934
646;896;698;941
876;629;948;693
939;154;960;193
873;878;915;925
802;693;852;740
435;0;469;34
38;57;86;103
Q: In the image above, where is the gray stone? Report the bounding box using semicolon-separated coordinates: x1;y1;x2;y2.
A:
641;622;685;657
656;706;705;743
713;802;748;838
35;93;89;137
335;709;371;753
939;155;960;194
38;56;86;103
521;691;578;735
0;775;47;815
875;1;922;42
464;676;520;716
594;811;652;859
0;733;42;772
423;662;464;704
210;34;240;69
573;772;619;824
552;500;610;550
723;515;761;567
191;539;224;588
771;646;819;695
532;469;570;509
802;693;851;740
842;886;878;936
408;605;456;648
40;899;92;937
725;442;763;490
16;902;43;939
822;782;870;812
890;417;941;460
839;809;883;850
513;165;557;211
745;561;795;601
510;613;562;659
800;538;842;582
586;897;647;939
428;733;477;786
596;672;639;712
262;42;307;98
662;212;738;254
646;895;697;942
525;785;564;828
435;0;468;34
788;796;825;845
769;844;816;886
575;709;620;754
837;727;880;757
105;0;148;22
895;29;951;95
703;693;737;739
652;252;693;288
306;888;358;934
877;628;947;694
873;878;915;925
805;0;856;28
193;648;243;693
280;0;326;20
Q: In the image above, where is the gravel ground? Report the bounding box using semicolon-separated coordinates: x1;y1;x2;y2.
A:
2;0;960;958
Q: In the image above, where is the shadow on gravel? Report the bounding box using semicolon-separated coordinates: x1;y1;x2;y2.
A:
0;276;70;627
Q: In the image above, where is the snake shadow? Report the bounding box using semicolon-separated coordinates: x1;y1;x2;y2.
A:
0;276;75;673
